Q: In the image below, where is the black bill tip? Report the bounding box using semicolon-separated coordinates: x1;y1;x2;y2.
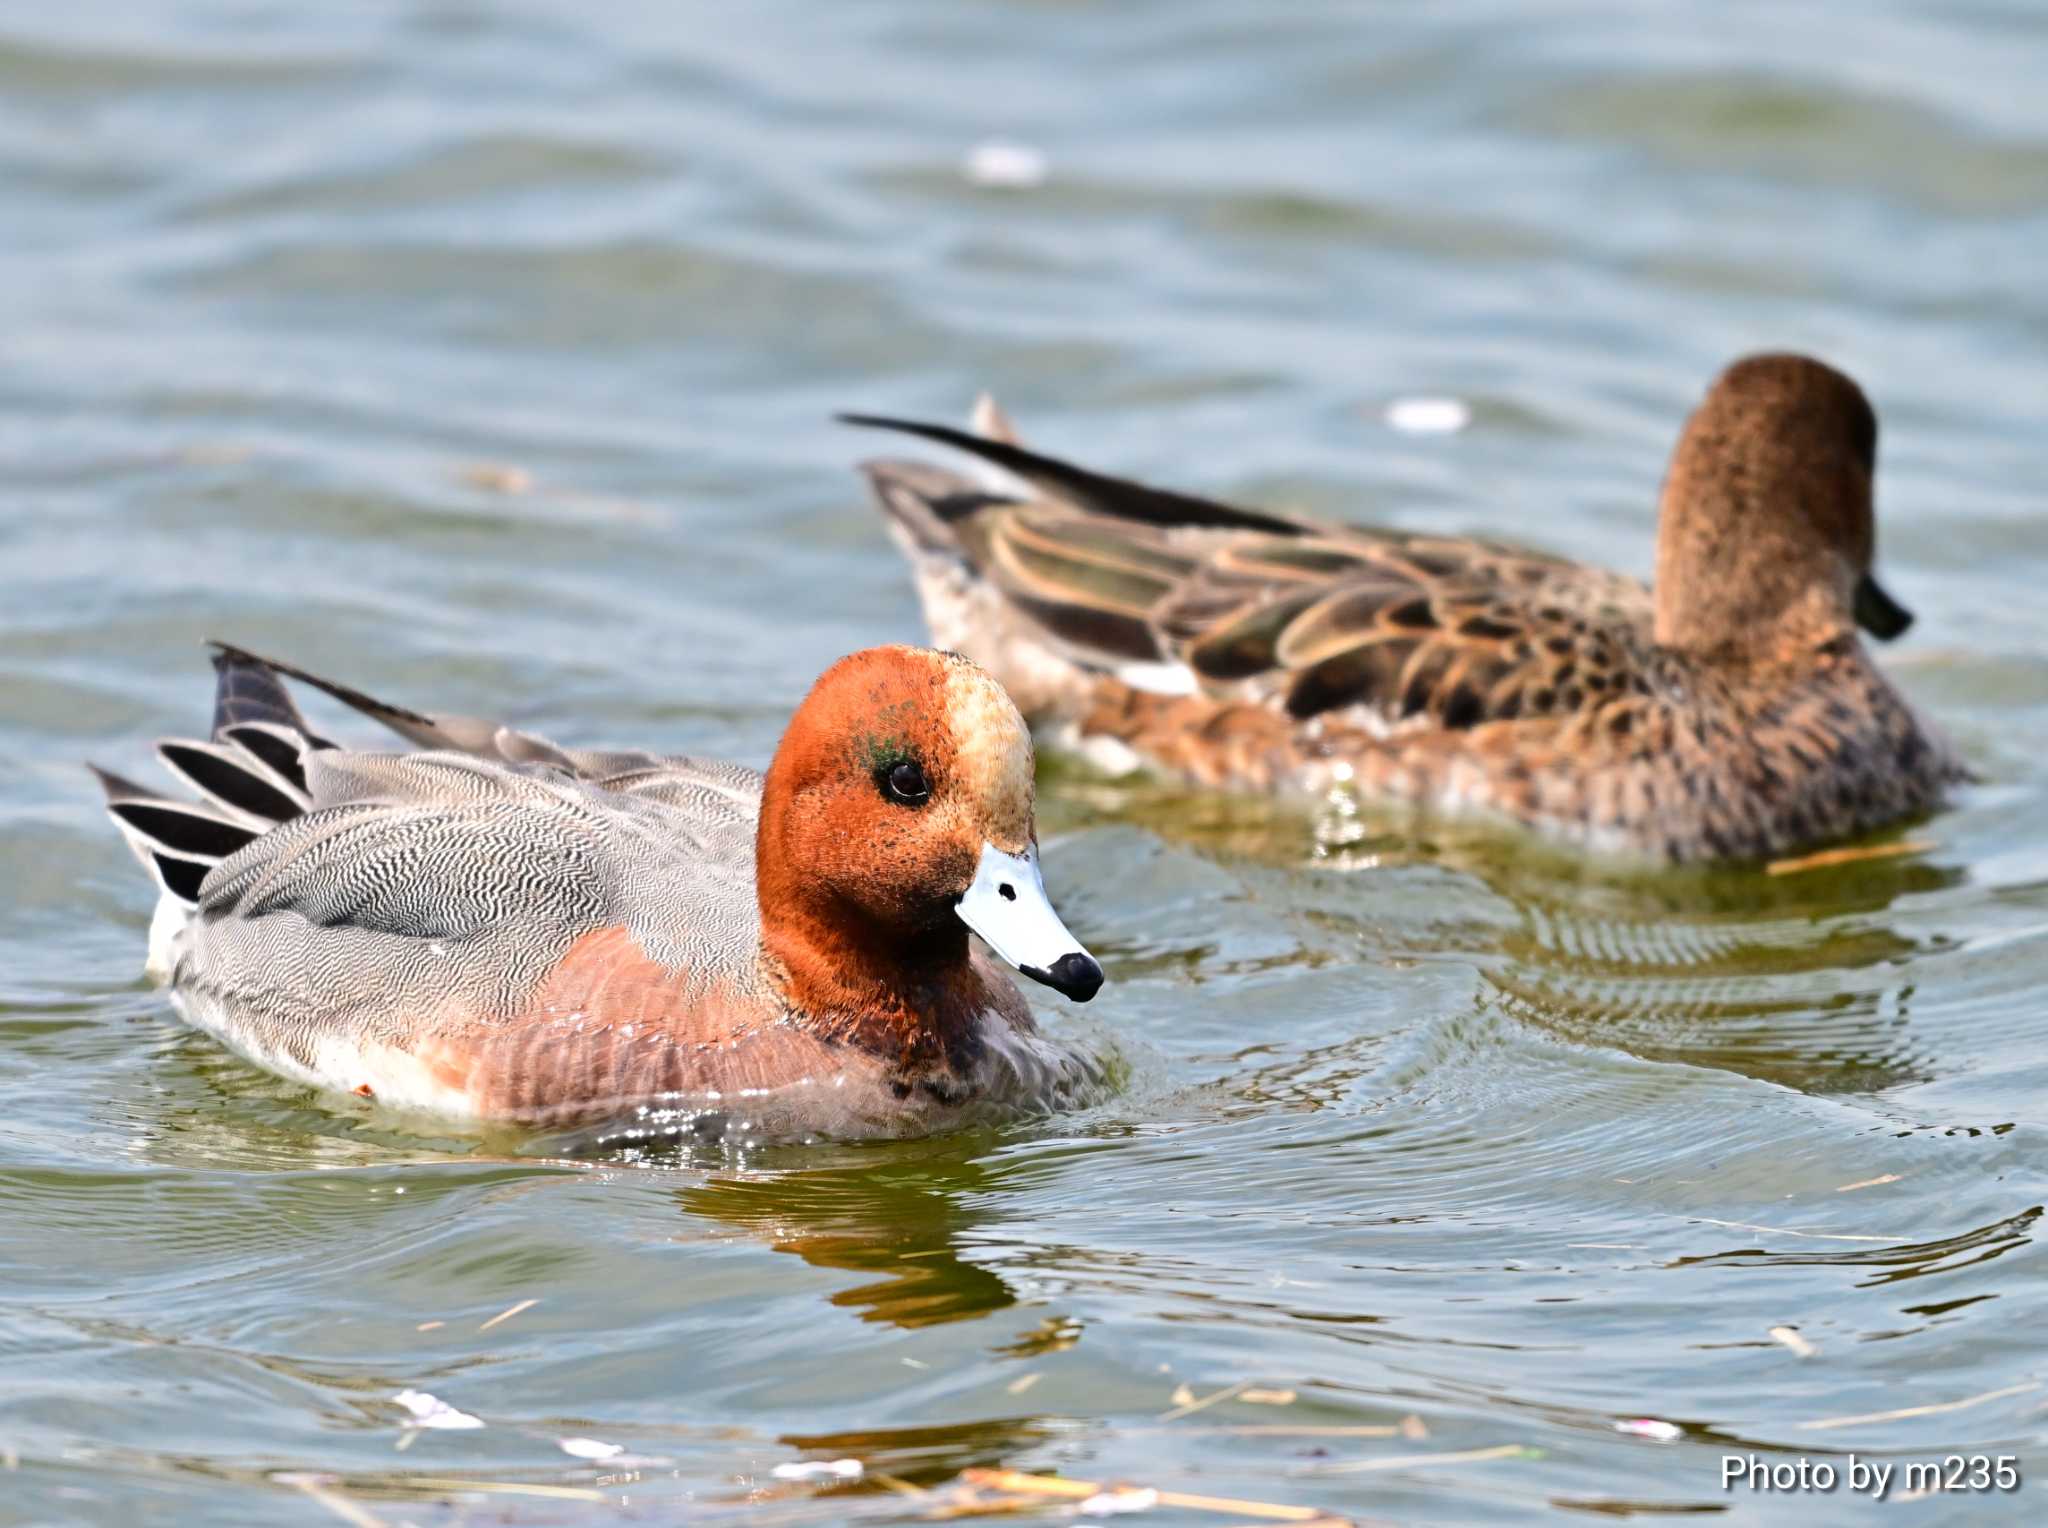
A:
1021;951;1105;1003
1854;574;1914;642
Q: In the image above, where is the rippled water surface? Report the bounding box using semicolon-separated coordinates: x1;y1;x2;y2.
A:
6;2;2048;1523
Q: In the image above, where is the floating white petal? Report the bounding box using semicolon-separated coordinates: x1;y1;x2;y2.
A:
964;140;1048;188
1384;396;1471;434
392;1388;484;1430
1080;1485;1161;1516
771;1457;864;1481
1614;1418;1682;1442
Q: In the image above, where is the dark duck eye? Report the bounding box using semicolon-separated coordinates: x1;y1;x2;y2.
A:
880;758;930;806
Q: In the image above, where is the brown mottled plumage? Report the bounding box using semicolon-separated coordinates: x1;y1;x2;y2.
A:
847;355;1967;864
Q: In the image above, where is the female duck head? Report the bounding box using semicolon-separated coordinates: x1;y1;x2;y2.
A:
756;646;1102;1004
1653;353;1912;660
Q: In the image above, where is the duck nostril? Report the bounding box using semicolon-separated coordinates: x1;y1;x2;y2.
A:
998;883;1016;901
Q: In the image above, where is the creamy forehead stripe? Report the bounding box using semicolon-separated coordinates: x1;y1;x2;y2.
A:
942;660;1034;848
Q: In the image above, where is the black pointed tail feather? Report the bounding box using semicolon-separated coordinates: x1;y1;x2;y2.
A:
157;739;308;827
87;762;154;802
150;851;211;904
209;642;314;738
220;722;312;795
839;412;1303;535
92;646;336;908
210;639;431;729
205;640;504;753
92;757;266;908
108;799;260;862
99;642;519;908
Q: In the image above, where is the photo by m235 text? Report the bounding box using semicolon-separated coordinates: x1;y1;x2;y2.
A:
1721;1454;2021;1500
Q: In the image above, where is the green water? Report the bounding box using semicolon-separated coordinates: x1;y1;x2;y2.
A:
5;3;2047;1523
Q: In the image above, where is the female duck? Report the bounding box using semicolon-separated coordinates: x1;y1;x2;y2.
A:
96;645;1103;1139
848;354;1967;863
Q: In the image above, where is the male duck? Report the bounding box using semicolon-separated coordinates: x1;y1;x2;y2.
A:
96;645;1104;1139
848;354;1967;863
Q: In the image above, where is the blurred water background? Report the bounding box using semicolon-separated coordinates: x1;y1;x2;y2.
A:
4;2;2048;1523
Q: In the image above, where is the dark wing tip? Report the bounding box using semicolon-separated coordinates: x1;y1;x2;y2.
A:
157;739;305;826
204;640;317;738
837;413;988;449
205;642;439;732
838;411;959;430
111;799;260;862
88;762;154;801
839;413;1302;537
151;851;211;906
